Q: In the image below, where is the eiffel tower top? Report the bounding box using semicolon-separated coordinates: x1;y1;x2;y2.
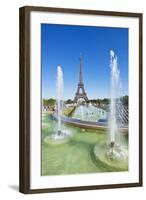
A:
79;55;83;84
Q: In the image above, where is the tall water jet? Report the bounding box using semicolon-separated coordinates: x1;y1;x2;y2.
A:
104;50;128;160
94;50;128;162
56;65;64;135
109;50;120;147
44;65;71;144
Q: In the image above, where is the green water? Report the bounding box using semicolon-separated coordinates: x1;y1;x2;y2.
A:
41;112;128;176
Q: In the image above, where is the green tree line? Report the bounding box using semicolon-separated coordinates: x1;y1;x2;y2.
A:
43;95;128;107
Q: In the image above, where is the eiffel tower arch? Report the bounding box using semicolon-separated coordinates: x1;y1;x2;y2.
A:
74;56;88;103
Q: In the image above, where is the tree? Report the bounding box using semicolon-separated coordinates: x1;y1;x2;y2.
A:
43;98;56;107
120;95;128;106
102;98;110;105
65;99;73;104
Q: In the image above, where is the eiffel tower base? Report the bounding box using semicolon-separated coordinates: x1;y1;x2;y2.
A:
74;92;88;104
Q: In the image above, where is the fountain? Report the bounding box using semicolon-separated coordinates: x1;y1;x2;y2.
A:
44;65;71;144
93;50;128;164
72;103;107;122
109;50;119;147
42;54;128;173
56;65;63;136
80;105;84;120
106;50;128;159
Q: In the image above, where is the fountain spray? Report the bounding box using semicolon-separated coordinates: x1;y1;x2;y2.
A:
57;65;64;135
110;50;120;147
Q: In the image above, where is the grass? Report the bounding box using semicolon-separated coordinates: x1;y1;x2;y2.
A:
41;112;128;176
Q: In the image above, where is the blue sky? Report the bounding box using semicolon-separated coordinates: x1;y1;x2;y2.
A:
41;23;128;100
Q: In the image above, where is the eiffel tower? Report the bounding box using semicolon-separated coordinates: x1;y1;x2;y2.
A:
74;56;88;103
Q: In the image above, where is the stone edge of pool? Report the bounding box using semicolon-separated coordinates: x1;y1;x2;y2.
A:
52;114;128;133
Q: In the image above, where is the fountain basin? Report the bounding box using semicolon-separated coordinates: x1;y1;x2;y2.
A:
42;112;128;175
44;131;70;145
93;143;128;171
106;144;128;160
